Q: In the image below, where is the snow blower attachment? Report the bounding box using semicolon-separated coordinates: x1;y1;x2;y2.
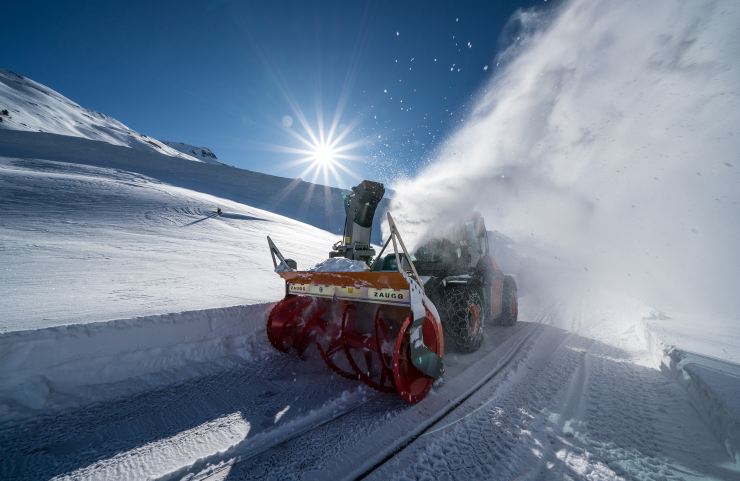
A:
266;181;444;404
329;180;384;263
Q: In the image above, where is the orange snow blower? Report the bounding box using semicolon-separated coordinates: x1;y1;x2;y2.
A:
266;181;444;404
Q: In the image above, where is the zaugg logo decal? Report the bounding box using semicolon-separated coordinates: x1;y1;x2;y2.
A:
373;291;404;300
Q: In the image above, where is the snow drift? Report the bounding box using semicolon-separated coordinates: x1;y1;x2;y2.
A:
387;0;740;318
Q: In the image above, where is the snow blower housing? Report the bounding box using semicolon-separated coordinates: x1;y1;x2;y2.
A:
265;180;517;404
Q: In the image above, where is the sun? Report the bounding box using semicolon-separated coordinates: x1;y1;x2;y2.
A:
314;144;335;166
274;121;367;188
262;100;370;188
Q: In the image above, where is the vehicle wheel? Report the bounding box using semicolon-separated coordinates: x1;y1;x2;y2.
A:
500;276;518;326
438;286;484;353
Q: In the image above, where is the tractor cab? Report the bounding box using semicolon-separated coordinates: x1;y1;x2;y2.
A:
410;211;490;273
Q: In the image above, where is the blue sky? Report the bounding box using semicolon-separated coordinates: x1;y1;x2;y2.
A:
3;0;552;188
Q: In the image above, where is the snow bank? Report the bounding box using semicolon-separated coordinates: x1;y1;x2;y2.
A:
309;258;370;272
638;315;740;468
0;303;274;424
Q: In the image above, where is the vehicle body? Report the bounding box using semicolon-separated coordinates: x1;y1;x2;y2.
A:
265;181;517;403
372;212;518;352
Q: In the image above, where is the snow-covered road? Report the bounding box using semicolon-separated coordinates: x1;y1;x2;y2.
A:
369;293;736;481
1;292;735;480
0;312;529;480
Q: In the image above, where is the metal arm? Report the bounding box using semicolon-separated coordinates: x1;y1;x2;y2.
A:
267;236;294;271
368;236;392;270
386;212;425;294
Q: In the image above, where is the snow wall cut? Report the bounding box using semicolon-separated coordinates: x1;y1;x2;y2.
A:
638;317;740;468
0;303;274;424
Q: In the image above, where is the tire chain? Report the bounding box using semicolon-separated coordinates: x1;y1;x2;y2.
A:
438;286;484;353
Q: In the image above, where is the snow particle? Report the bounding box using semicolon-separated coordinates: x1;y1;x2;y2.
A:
396;31;399;36
484;65;488;70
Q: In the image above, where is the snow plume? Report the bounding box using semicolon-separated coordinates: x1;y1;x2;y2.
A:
387;0;740;317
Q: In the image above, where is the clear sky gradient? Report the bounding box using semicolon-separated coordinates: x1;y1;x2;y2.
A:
3;0;552;188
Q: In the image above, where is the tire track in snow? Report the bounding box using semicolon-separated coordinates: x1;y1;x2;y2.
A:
369;331;593;480
191;300;554;480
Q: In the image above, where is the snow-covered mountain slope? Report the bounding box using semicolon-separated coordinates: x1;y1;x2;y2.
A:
160;140;222;165
0;129;389;241
0;68;210;163
0;149;337;332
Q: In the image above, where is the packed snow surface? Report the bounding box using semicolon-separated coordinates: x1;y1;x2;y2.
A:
309;258;371;272
0;68;208;163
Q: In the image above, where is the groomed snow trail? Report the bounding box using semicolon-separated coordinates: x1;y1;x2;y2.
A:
367;292;737;481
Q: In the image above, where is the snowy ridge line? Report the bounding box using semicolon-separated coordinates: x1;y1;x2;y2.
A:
0;303;274;424
637;317;740;467
349;322;545;480
160;140;223;166
0;68;208;164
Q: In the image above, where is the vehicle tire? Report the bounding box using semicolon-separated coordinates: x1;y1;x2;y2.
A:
500;276;518;326
438;286;484;353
